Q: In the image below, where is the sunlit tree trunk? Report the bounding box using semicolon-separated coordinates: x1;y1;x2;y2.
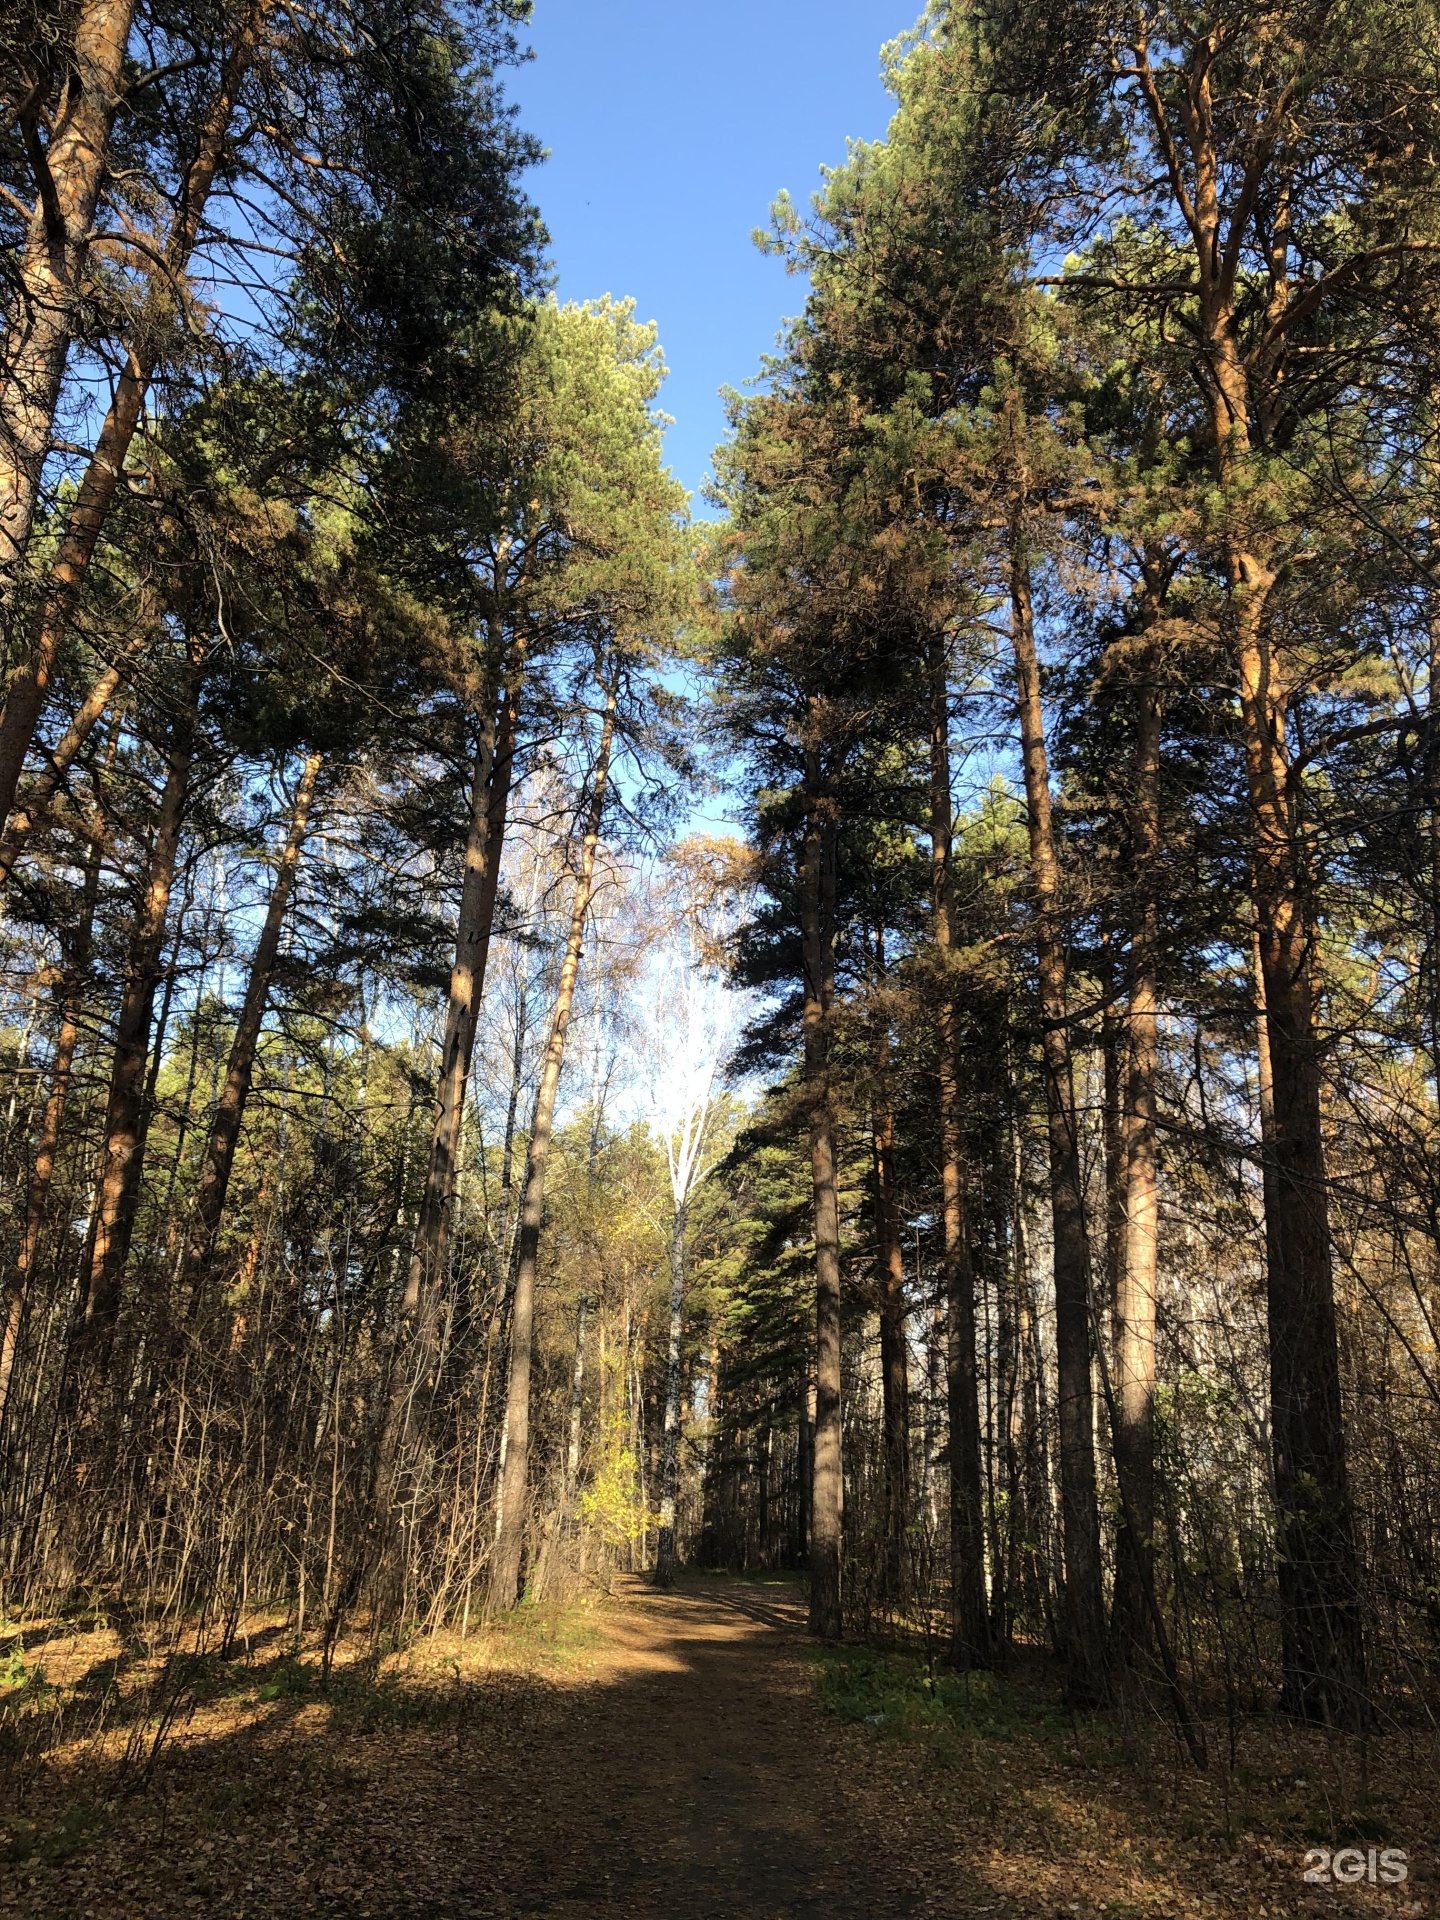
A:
490;689;615;1609
921;1291;943;1535
0;0;138;640
1111;652;1162;1664
799;738;843;1639
1007;526;1106;1703
182;750;322;1293
565;1293;589;1489
868;933;910;1601
1210;285;1363;1732
1100;943;1124;1307
0;1;270;831
1128;38;1366;1728
928;629;990;1666
79;645;202;1354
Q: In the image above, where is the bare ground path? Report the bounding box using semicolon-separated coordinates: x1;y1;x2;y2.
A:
451;1575;975;1920
7;1575;1431;1919
8;1575;1013;1920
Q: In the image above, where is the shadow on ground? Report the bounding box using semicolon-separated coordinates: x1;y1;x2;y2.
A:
2;1577;1433;1920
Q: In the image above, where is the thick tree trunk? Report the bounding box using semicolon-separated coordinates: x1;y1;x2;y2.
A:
489;692;615;1610
1007;534;1107;1704
653;1200;688;1587
80;648;201;1352
927;630;991;1666
0;0;138;639
1238;575;1366;1726
405;666;513;1318
0;2;269;829
1127;48;1368;1718
1198;309;1366;1724
799;745;843;1639
1111;664;1162;1663
182;751;321;1291
0;803;106;1422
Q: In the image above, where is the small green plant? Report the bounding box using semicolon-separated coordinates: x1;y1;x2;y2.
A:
257;1657;311;1702
812;1644;1074;1757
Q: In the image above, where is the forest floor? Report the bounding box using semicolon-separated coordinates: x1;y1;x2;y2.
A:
0;1573;1436;1919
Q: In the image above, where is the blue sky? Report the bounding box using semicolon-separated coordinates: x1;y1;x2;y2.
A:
509;1;918;508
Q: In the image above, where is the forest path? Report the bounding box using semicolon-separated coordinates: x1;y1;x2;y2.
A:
445;1573;994;1920
16;1575;1024;1920
22;1574;1417;1919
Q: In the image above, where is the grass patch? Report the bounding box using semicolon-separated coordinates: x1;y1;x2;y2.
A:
477;1597;604;1660
811;1643;1072;1751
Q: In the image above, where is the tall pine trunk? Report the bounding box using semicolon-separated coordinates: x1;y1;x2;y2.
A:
800;741;843;1639
404;660;513;1320
79;647;201;1353
927;631;990;1665
1007;529;1106;1704
0;796;106;1421
1124;63;1368;1722
379;651;520;1514
1206;329;1365;1726
0;2;268;829
489;691;615;1609
1111;649;1162;1662
0;0;138;640
182;750;321;1293
1243;595;1365;1725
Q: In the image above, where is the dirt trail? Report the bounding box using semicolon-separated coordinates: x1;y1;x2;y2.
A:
454;1575;972;1920
14;1576;1010;1920
14;1578;1430;1918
